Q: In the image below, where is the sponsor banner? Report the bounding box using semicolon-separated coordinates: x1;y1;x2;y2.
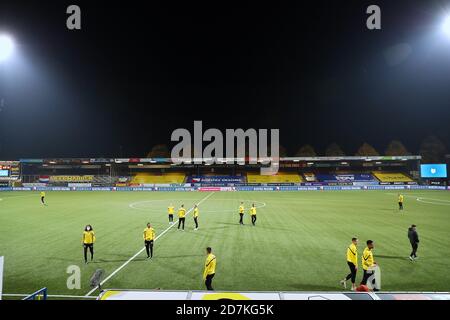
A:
187;176;246;184
23;183;47;187
68;183;92;188
91;187;114;191
198;187;221;192
353;181;379;186
115;183;128;187
316;174;376;183
41;187;71;191
154;187;194;192
49;175;94;182
1;185;447;192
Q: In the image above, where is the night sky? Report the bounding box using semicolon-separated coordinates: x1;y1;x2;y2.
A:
0;0;450;158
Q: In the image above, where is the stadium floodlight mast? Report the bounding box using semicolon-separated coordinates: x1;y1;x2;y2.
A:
0;34;14;62
443;15;450;37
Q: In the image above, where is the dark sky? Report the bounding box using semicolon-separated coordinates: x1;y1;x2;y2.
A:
0;0;450;158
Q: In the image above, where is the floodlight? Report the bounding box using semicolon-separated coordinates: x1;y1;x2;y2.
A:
443;16;450;37
0;34;14;62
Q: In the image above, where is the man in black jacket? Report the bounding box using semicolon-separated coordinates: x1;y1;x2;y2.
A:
408;225;419;261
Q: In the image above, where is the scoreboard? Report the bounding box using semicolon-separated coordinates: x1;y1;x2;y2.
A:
0;162;20;180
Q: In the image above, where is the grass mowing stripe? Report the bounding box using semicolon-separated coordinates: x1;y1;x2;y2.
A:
84;192;215;296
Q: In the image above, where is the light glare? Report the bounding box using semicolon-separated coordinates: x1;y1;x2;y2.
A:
443;16;450;37
0;34;14;62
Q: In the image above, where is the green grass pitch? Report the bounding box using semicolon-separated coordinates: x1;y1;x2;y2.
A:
1;190;450;298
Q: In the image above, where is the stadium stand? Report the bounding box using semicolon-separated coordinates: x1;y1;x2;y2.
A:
130;172;185;184
303;172;317;182
247;172;303;184
315;173;377;183
372;172;414;183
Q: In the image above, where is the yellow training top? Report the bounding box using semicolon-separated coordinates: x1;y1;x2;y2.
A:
168;206;174;214
193;208;199;218
250;207;256;215
82;231;95;244
346;243;358;266
398;195;404;203
178;207;186;218
143;227;155;241
40;192;45;197
239;205;244;213
362;247;374;270
203;253;217;279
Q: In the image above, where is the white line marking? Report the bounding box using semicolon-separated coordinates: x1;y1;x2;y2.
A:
85;192;215;297
416;198;450;206
128;198;204;210
0;194;36;200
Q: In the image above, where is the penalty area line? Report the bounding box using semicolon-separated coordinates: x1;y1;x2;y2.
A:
84;191;215;297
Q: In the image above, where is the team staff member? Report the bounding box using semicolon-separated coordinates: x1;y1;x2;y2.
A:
168;204;175;224
398;194;404;211
250;204;257;226
178;204;186;231
40;191;46;205
143;223;156;259
361;240;376;286
82;225;95;264
239;202;245;225
203;247;216;291
340;237;358;291
193;205;199;230
408;224;419;261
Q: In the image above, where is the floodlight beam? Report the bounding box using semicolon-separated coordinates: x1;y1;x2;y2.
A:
0;34;14;62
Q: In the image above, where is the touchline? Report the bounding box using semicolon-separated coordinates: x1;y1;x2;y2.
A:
171;121;280;175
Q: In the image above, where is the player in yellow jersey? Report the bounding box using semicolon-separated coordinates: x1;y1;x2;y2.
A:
143;223;156;259
398;194;404;211
168;204;175;224
40;191;46;205
239;202;245;225
82;225;95;264
361;240;376;286
340;237;358;290
178;204;186;231
193;205;199;230
250;203;257;226
203;247;216;290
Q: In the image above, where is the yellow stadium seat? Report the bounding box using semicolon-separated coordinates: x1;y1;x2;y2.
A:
372;172;413;183
131;173;185;184
247;172;303;183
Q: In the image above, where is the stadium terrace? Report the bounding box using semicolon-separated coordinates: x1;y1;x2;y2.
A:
0;155;441;191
